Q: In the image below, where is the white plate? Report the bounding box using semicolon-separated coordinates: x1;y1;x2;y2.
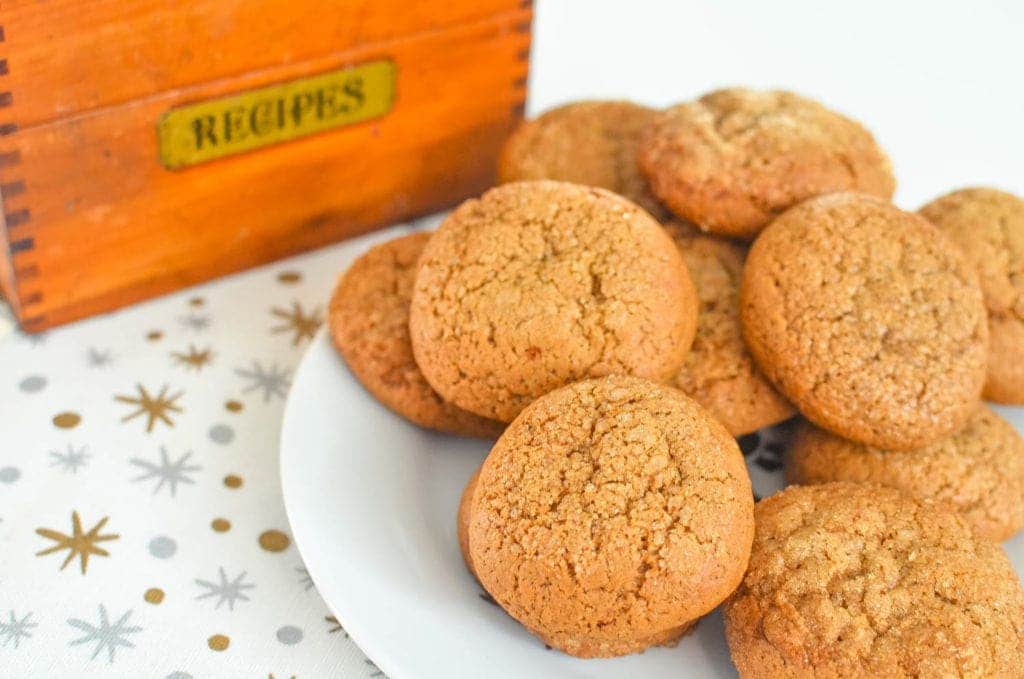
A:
282;328;1024;679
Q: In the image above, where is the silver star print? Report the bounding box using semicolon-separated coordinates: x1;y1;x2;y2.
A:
178;313;210;331
194;567;255;610
0;610;37;649
86;347;115;368
67;605;141;663
235;360;291;402
50;444;90;473
130;447;200;496
296;566;314;591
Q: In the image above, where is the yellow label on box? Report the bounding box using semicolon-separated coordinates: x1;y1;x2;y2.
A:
158;60;396;169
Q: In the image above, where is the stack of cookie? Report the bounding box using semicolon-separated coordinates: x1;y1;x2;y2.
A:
329;88;1024;674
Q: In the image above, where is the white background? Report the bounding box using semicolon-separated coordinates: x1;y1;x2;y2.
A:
529;0;1024;209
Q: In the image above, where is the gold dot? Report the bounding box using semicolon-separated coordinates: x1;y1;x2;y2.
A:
259;529;290;552
53;411;81;429
224;400;244;413
223;475;243;489
207;634;230;651
189;296;205;308
277;271;302;284
144;587;164;604
146;330;163;341
211;518;231;532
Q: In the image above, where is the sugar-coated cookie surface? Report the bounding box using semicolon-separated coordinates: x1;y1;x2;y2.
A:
410;181;698;423
740;192;988;450
919;187;1024;404
498;100;668;219
724;483;1024;678
638;88;895;239
328;232;504;438
667;224;794;436
468;375;754;657
788;406;1024;541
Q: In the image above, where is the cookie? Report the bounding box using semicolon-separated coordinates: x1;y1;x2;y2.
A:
740;192;988;450
329;232;504;438
787;405;1024;541
919;187;1024;404
666;223;794;436
410;181;698;423
638;88;895;239
498;100;668;219
467;375;754;657
723;483;1024;678
457;468;479;577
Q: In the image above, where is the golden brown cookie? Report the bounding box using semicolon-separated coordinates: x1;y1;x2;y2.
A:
666;224;794;436
468;375;754;657
919;187;1024;404
410;181;698;423
329;233;504;438
638;88;895;239
498;100;668;219
457;468;479;578
740;193;988;450
787;406;1024;541
724;483;1024;678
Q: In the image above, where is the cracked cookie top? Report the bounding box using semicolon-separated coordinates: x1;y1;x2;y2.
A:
409;180;697;422
919;187;1024;403
328;232;504;438
667;224;794;435
498;100;668;219
468;375;754;657
740;193;987;450
724;483;1024;678
638;88;895;239
787;405;1024;542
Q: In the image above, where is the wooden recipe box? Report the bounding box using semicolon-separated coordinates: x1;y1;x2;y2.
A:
0;0;533;331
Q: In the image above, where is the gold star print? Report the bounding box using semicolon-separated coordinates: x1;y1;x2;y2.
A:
270;301;322;346
171;344;214;371
115;384;184;432
326;615;346;635
36;511;119;574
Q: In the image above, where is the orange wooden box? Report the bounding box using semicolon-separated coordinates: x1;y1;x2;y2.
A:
0;0;532;331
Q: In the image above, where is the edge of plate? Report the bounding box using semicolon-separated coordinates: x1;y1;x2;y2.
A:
279;328;408;679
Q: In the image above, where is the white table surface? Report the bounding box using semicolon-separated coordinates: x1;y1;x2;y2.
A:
2;1;1022;677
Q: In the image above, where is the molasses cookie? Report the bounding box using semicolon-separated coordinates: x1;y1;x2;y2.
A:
788;405;1024;541
457;468;479;577
724;483;1024;678
329;232;504;438
919;187;1024;404
467;375;754;657
666;223;794;435
498;100;667;219
740;193;988;450
638;88;895;239
410;181;698;423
